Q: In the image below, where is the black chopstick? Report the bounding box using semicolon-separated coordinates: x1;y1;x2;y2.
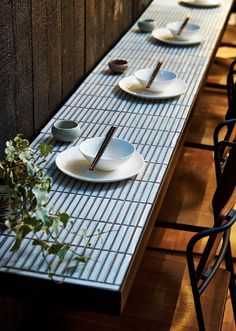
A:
177;17;190;35
146;61;162;89
89;125;117;171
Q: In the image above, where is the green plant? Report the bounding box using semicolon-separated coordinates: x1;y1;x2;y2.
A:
0;135;88;279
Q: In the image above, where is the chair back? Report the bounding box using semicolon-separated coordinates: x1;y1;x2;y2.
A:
226;58;236;120
186;197;236;330
212;140;236;219
186;141;236;329
186;139;236;279
213;118;236;184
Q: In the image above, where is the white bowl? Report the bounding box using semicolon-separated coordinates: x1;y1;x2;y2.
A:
167;21;200;41
134;68;177;93
79;137;136;171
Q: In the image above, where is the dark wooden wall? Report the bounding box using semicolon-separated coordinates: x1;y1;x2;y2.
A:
0;0;152;156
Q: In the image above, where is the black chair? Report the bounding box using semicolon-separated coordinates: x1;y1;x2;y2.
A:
186;202;236;330
186;140;236;330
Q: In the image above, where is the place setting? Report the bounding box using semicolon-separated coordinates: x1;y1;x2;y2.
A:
55;125;145;183
152;17;205;46
179;0;222;8
119;61;187;99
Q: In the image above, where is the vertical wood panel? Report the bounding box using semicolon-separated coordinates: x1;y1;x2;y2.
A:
61;0;74;99
133;0;152;21
109;0;133;50
122;0;133;32
0;1;17;157
61;0;85;100
31;0;49;132
47;0;62;117
119;0;133;34
104;0;115;51
14;0;34;140
85;0;106;72
85;0;134;73
73;0;85;86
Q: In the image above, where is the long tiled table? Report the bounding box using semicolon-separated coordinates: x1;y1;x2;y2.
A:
0;0;234;314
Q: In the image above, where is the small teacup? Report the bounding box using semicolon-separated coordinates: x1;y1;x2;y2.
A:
108;59;128;74
52;120;80;142
138;19;155;32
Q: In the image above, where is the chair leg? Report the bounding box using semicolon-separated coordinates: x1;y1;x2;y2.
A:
225;243;236;322
191;290;206;331
187;253;206;331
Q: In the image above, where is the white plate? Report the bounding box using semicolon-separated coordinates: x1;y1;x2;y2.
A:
180;0;221;7
55;147;145;183
119;75;187;99
152;28;205;46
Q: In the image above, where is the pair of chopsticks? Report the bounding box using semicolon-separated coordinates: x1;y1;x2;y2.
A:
146;61;162;89
177;17;190;35
89;125;117;171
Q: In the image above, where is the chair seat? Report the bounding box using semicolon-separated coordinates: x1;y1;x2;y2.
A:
186;88;228;147
156;147;216;231
19;250;230;331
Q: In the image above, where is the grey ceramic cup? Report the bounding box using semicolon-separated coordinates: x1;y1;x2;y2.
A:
108;59;128;74
52;120;80;142
138;19;155;32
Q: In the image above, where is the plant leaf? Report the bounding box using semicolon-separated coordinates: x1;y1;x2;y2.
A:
38;143;53;156
32;185;48;206
52;218;59;236
73;256;88;263
20;224;32;239
19;139;29;149
23;216;39;227
59;213;70;227
10;238;22;251
32;239;49;250
48;243;64;255
58;246;68;262
35;207;50;226
27;163;36;177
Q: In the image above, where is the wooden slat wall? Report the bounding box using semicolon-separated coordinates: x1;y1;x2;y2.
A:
0;0;152;157
85;0;134;72
133;0;153;20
